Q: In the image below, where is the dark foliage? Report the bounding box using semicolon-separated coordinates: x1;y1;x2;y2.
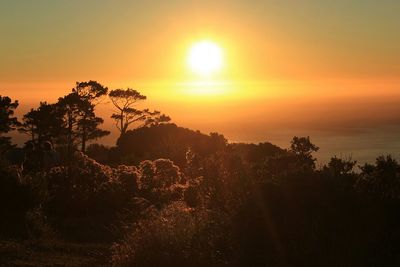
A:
57;88;109;154
43;152;138;241
0;96;19;154
109;88;170;137
0;96;19;134
86;143;111;164
18;102;64;145
0;162;34;238
228;142;283;164
116;123;228;166
2;92;400;267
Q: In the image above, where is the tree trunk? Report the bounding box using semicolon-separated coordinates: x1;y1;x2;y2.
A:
81;131;86;153
120;110;124;135
81;115;86;153
67;111;73;160
31;126;35;144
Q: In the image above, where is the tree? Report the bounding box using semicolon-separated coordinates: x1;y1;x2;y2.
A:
325;156;357;176
290;136;319;169
357;155;400;199
18;102;63;144
109;88;170;136
76;102;110;153
57;93;82;155
57;81;110;155
72;80;108;104
0;96;19;153
323;156;358;190
209;132;228;152
73;81;109;152
57;92;109;154
290;136;319;157
56;81;109;153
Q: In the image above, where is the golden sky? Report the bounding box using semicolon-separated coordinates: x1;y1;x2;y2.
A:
1;1;399;84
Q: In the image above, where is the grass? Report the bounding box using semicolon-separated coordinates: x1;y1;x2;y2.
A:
0;239;110;267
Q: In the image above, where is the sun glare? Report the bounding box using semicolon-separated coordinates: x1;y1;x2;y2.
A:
188;41;223;76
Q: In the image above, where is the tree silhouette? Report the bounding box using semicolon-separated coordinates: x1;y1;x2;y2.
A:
290;136;319;169
57;93;82;155
76;101;110;153
358;155;400;199
326;156;357;176
18;102;63;144
72;80;108;104
56;81;110;154
109;88;170;136
290;136;319;156
72;81;109;152
0;96;19;153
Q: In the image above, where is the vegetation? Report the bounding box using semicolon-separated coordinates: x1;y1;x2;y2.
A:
0;95;19;154
1;83;400;266
109;88;170;137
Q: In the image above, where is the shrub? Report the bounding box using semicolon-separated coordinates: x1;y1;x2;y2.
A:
44;152;139;241
0;163;34;238
137;159;186;206
111;201;235;267
356;155;400;199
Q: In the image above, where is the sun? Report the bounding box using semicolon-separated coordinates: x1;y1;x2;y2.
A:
187;41;223;76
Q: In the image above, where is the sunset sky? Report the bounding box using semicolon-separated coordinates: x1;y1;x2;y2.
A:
1;0;399;162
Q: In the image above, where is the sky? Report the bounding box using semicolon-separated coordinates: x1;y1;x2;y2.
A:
1;0;400;162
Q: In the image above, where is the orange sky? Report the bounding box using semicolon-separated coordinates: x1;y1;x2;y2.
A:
1;1;399;84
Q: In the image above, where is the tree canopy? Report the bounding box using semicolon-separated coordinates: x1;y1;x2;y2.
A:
0;96;19;153
109;88;171;136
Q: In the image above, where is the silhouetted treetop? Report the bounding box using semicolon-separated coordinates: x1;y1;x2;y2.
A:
18;102;63;144
0;96;19;134
326;156;357;176
109;88;170;136
0;96;19;153
72;80;108;102
290;136;319;156
52;81;110;154
109;88;146;102
357;155;400;199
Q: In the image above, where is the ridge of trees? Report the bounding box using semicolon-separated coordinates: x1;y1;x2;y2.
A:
5;81;171;156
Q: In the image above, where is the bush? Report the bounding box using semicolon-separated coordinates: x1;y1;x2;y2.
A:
0;162;34;238
137;159;186;206
44;152;139;241
43;153;187;241
111;202;235;267
356;155;400;199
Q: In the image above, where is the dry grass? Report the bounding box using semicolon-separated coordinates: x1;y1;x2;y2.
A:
0;239;110;267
